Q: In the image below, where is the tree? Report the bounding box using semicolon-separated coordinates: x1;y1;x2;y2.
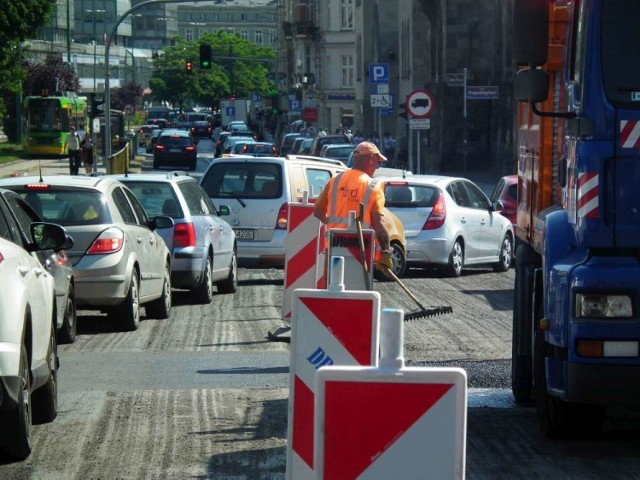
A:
111;83;143;112
0;0;55;139
147;32;276;109
22;53;81;96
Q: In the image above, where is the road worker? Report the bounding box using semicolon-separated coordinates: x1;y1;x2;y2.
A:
313;141;393;275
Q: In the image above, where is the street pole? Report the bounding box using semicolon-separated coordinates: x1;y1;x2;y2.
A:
66;0;71;62
93;0;96;91
104;0;226;158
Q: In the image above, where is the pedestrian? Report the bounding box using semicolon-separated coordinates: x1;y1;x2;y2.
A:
345;129;354;143
383;132;396;162
81;133;94;175
318;127;327;137
64;126;82;175
313;141;393;277
76;123;87;143
353;130;365;145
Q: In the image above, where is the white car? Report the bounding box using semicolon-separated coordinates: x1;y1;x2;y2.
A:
0;220;69;460
380;174;514;276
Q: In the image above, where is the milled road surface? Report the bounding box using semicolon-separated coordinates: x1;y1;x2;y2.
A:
2;264;640;478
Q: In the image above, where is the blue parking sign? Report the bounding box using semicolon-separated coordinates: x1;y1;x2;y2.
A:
290;99;302;112
225;107;235;116
369;63;389;84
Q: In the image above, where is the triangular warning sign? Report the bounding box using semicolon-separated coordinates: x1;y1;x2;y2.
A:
322;381;453;479
301;297;375;365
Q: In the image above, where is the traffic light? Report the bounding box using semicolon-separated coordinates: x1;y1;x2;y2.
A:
199;44;212;69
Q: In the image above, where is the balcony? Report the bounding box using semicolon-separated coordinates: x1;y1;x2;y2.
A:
282;21;319;39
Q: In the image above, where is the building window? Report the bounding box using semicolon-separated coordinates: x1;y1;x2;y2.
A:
240;13;247;21
227;13;234;21
200;13;206;21
213;14;219;21
241;30;249;41
270;30;277;45
340;55;354;88
187;14;193;21
255;30;263;44
185;29;193;41
341;0;353;30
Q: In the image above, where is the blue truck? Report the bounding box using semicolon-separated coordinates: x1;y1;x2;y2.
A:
511;0;640;436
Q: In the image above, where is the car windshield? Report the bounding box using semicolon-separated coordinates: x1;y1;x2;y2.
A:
201;162;283;199
120;181;184;219
17;189;109;226
385;184;440;207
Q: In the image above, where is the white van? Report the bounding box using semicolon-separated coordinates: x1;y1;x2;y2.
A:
200;155;347;266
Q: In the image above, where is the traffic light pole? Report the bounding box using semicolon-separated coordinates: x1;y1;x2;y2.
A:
103;0;217;158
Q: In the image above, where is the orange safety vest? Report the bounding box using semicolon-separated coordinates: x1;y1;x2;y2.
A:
324;170;383;259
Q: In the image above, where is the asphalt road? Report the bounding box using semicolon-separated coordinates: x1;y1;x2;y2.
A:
1;264;640;479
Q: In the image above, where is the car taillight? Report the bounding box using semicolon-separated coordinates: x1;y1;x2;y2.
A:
87;228;124;254
155;145;165;150
55;249;70;267
0;252;4;264
423;193;446;230
174;222;196;247
185;146;195;152
275;203;288;230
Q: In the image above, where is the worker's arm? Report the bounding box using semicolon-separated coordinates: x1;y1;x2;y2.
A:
371;211;390;251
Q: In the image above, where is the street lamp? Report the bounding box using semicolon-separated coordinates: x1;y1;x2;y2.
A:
87;6;106;91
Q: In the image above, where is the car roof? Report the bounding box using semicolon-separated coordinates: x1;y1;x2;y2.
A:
107;172;197;184
0;175;122;193
159;129;191;137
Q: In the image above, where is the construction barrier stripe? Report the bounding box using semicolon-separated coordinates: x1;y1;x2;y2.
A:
577;172;599;219
620;120;640;149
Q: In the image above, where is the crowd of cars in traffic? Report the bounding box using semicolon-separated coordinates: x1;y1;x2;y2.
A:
0;112;518;461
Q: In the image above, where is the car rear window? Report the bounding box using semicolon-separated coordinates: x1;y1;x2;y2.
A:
122;181;183;219
16;189;109;226
201;162;283;199
385;184;439;207
159;135;192;147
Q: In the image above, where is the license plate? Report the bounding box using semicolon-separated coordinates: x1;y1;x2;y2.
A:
170;148;181;153
234;229;254;240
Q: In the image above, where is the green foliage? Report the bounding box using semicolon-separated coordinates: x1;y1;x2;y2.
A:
23;53;81;96
148;31;276;109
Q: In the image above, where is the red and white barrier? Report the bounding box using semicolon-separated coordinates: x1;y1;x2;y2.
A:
281;202;323;322
327;226;375;291
286;257;381;480
315;309;467;480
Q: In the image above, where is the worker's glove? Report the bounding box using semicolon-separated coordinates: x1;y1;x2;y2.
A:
375;251;394;275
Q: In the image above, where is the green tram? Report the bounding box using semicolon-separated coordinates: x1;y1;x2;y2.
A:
22;95;88;157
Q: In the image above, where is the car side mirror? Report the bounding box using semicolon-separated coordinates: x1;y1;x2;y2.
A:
149;215;175;230
29;222;69;251
492;200;504;212
217;205;230;216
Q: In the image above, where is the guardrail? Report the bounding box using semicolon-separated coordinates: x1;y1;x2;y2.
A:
106;139;135;174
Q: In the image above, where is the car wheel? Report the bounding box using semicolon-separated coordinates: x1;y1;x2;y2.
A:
32;323;58;424
57;283;77;344
193;255;214;304
445;239;464;277
145;264;172;319
493;234;513;272
217;248;238;294
116;270;140;331
5;342;32;460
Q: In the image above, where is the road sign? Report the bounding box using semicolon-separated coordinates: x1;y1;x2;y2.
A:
303;108;318;123
370;94;392;108
409;118;431;130
290;99;302;112
286;270;381;480
447;72;465;87
225;107;235;116
369;63;389;84
406;90;435;118
466;86;499;100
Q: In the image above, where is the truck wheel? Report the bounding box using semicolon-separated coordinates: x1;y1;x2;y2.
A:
512;245;534;404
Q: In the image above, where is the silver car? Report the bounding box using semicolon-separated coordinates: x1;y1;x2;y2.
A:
112;172;237;304
380;175;514;276
0;176;174;331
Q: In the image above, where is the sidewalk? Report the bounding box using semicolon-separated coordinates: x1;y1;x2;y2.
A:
0;155;142;179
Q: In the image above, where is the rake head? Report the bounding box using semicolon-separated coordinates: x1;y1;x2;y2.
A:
404;306;453;321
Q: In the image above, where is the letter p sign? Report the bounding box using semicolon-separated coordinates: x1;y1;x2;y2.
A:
369;63;389;84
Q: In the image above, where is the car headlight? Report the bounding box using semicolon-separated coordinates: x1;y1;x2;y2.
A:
575;293;633;318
